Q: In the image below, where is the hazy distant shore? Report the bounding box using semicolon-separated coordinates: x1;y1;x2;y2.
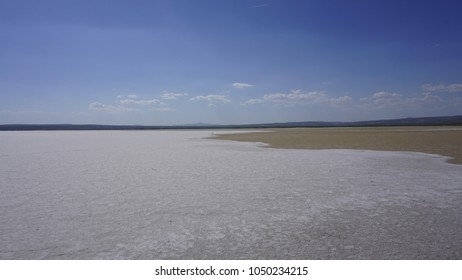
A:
1;115;462;131
212;126;462;165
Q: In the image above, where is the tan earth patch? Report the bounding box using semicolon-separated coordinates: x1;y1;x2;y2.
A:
212;126;462;165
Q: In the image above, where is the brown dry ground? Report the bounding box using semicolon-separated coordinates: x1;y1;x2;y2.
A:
213;126;462;165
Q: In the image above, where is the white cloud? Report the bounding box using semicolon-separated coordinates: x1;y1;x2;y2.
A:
406;92;445;106
372;91;402;99
116;94;165;106
118;98;163;105
264;90;325;103
261;89;352;106
208;103;217;108
240;90;352;107
88;102;137;113
447;84;462;93
330;95;352;105
241;98;265;105
360;91;404;107
422;83;462;93
358;91;447;112
420;92;442;101
190;95;231;104
161;91;188;100
232;82;254;89
90;94;171;114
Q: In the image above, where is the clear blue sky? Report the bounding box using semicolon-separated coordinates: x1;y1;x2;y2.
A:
1;0;462;125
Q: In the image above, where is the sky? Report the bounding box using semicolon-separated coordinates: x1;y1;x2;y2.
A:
1;0;462;125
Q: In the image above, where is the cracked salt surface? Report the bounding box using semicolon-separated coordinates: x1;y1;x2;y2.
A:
1;130;462;259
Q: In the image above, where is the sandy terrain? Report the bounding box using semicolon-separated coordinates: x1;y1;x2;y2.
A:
1;130;461;259
212;126;462;164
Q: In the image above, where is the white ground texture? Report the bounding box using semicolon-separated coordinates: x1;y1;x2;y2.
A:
1;130;461;259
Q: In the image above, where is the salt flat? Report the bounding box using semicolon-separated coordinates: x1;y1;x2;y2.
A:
1;130;461;259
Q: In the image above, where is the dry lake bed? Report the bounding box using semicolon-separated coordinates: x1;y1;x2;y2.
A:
1;129;462;259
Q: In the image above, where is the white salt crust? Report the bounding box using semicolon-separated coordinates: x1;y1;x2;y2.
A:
0;130;461;259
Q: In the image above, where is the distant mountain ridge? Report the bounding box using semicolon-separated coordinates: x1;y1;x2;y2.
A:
1;115;462;130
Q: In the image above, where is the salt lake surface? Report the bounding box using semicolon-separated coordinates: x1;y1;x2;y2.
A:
1;130;461;259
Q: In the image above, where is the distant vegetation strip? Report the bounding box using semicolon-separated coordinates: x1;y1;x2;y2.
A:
1;115;462;131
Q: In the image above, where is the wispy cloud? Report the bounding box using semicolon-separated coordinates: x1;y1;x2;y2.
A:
161;91;188;100
116;95;164;105
372;91;402;99
149;107;174;112
117;98;163;105
190;94;231;104
241;98;265;105
232;82;254;89
359;91;445;111
241;90;351;107
422;83;462;93
329;96;353;105
360;91;403;107
88;102;138;113
89;94;171;113
264;90;326;104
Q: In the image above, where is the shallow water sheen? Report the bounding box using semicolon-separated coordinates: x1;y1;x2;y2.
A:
1;130;461;259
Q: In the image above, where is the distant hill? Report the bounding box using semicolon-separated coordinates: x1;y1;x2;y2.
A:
262;115;462;128
1;115;462;130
